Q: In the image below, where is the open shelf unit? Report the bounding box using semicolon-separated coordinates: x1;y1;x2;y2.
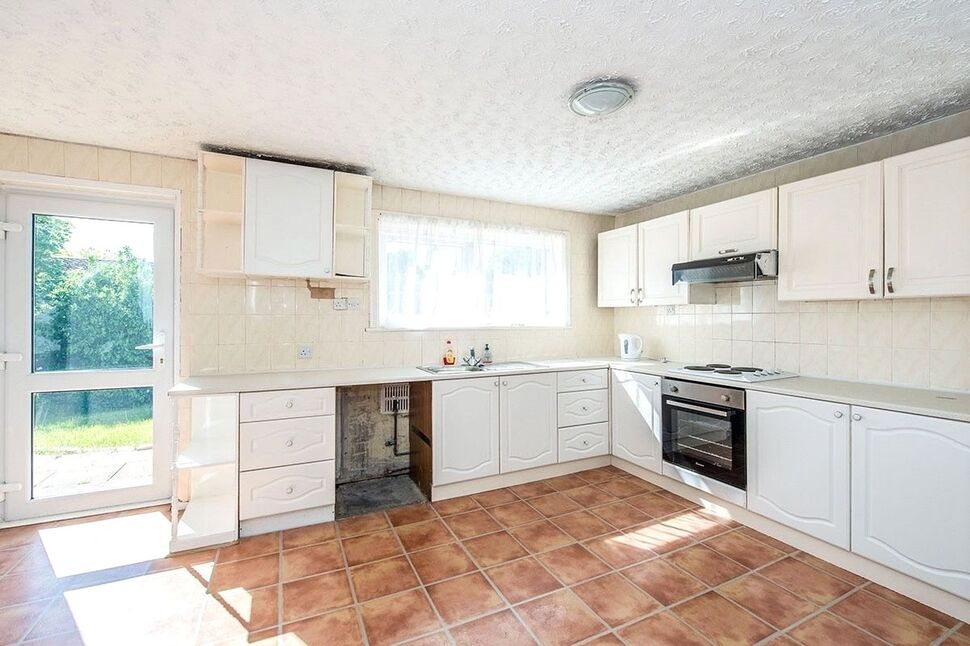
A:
197;152;245;276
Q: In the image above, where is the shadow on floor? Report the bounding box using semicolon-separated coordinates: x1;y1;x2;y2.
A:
335;474;427;519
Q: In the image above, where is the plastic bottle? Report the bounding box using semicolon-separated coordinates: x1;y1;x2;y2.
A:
443;340;456;365
482;343;493;364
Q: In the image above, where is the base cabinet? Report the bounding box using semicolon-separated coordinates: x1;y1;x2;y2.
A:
610;370;662;473
746;392;850;548
433;377;501;485
500;373;558;473
851;406;970;598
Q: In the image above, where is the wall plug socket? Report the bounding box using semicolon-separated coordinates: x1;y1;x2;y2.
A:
347;297;361;311
332;297;349;311
297;345;313;359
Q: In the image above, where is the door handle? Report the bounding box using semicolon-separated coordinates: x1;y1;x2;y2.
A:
867;269;876;295
886;267;895;294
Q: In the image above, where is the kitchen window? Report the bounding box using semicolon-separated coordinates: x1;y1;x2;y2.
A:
376;212;569;329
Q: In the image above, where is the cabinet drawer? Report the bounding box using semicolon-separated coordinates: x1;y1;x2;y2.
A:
239;416;335;472
557;369;608;393
558;389;609;427
239;460;335;520
239;388;335;422
559;422;609;461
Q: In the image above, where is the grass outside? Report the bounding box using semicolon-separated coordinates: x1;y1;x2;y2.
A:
34;413;152;455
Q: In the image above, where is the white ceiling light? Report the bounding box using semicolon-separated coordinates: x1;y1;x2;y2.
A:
569;79;636;117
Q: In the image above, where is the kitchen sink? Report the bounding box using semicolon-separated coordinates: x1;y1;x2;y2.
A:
418;361;540;374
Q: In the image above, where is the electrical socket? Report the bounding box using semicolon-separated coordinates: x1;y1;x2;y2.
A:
347;297;361;311
297;345;313;359
332;297;349;311
665;305;676;315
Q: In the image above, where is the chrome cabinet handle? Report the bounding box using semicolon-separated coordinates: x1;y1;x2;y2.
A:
834;411;843;419
637;287;643;303
630;288;636;304
867;269;876;295
886;267;895;294
852;413;862;421
718;248;738;255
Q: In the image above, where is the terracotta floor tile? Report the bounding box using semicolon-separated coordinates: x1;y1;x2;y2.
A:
0;547;28;576
544;473;590;491
488;501;543;528
944;632;970;646
200;583;279;639
350;555;420;602
509;480;556;499
831;590;947;646
735;526;798;553
216;532;279;562
590;501;651;529
537;544;611;585
564;485;618;507
626;492;689;518
618;611;710;646
463;531;529;567
527;492;582;518
22;632;86;646
573;572;661;626
596;477;653;499
792;551;867;586
281;540;344;580
654;490;699;508
789;612;886;646
665;544;749;586
584;634;624;646
719;574;817;629
583;532;657;569
209;553;279;592
0;525;40;551
282;569;354;621
409;543;477;584
766;636;802;646
387;503;438;527
759;557;855;605
449;609;537;645
662;510;734;541
485;557;561;603
576;467;622;484
472;488;518;508
283;607;364;646
551;510;614;540
404;633;452;646
622;558;707;606
22;595;78;641
0;600;48;644
621;517;696;555
865;582;958;628
516;589;606;646
146;547;217;574
444;510;502;539
704;529;786;569
337;511;390;537
341;529;403;567
396;519;454;552
510;520;575;554
360;588;441;646
432;496;482;516
427;572;505;624
673;591;774;645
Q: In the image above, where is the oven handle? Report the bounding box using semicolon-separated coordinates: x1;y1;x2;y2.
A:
666;399;730;418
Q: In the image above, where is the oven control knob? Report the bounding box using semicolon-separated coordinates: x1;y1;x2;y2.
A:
669;385;679;393
720;395;730;402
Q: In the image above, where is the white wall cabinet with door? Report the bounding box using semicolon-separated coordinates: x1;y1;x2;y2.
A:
597;225;639;307
851;406;970;598
499;373;558;473
610;370;662;473
689;188;777;260
433;377;501;485
746;391;850;548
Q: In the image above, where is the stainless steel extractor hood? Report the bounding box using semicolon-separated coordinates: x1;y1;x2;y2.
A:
672;250;778;285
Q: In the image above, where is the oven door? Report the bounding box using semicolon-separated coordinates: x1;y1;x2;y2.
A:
662;397;746;489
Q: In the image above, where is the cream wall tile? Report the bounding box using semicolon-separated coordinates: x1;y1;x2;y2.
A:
218;345;246;373
245;286;272;315
752;284;776;313
64;143;99;179
731;341;752;367
827;346;858;381
775;343;800;372
858;347;892;383
731;313;752;341
774;312;799;343
858;310;892;347
130;152;162;186
799;313;826;344
891;310;930;349
245;345;271;371
271;344;296;370
217;284;245;314
930;350;970;391
930;310;970;350
0;134;28;170
401;189;421;213
752;342;775;369
892;348;930;386
826;312;858;346
218;315;246;345
713;313;732;340
27;138;65;175
189;345;218;374
799;344;827;376
98;148;131;182
751;314;774;342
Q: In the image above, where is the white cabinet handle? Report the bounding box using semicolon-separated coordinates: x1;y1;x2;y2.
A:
582;439;590;446
834;411;843;419
284;400;294;409
581;406;588;412
494;380;499;386
852;413;862;421
581;377;588;383
502;380;508;386
718;248;738;255
285;438;294;447
285;486;294;495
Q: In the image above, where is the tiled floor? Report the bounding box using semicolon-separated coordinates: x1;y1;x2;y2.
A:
0;466;967;645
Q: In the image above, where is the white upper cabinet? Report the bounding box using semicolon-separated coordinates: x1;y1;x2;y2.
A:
499;373;557;473
777;163;883;301
244;158;335;278
597;225;639;307
638;211;690;306
851;406;970;598
884;137;970;298
689;188;777;259
433;377;500;485
746;392;850;548
610;370;662;473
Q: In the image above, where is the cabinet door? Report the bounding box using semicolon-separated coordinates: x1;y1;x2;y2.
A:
689;189;777;259
746;392;850;548
499;373;557;473
638;211;689;306
597;225;639;307
884;136;970;298
244;158;335;278
610;370;662;473
851;407;970;598
433;377;500;485
778;164;883;302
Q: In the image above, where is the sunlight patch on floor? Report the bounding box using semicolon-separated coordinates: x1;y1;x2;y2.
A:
39;511;170;577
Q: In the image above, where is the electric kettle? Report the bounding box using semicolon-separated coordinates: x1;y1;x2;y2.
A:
617;333;644;360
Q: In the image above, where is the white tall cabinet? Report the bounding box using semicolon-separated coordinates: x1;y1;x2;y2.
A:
499;373;558;473
597;225;639;307
433;377;501;485
746;392;850;548
689;189;777;259
850;406;970;598
610;370;662;473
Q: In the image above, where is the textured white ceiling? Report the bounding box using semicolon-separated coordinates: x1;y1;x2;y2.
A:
2;1;969;213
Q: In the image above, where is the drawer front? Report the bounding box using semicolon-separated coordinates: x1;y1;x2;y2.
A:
239;460;335;520
559;422;609;461
557;369;608;393
239;388;335;422
558;389;609;427
239;416;335;472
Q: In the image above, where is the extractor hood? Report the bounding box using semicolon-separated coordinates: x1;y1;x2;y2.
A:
672;250;778;285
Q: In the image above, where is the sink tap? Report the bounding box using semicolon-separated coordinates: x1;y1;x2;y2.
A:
462;347;485;368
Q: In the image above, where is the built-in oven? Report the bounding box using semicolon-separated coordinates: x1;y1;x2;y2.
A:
661;378;746;490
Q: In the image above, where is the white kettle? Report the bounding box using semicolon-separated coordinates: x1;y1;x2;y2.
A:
617;333;644;360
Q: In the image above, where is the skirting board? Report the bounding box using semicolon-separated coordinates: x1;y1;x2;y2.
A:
611;456;970;623
431;455;611;501
240;505;335;537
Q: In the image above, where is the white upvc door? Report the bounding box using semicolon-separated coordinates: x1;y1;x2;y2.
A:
2;189;174;520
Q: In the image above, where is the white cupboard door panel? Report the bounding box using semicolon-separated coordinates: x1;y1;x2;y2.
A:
884;136;970;298
239;460;335;520
558;389;609;427
244;158;335;278
746;392;850;548
557;369;609;393
689;189;777;260
638;211;689;305
559;422;609;462
433;377;500;485
239;388;335;422
610;370;662;473
778;164;883;302
239;416;335;472
500;373;557;473
597;225;639;307
851;406;970;598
